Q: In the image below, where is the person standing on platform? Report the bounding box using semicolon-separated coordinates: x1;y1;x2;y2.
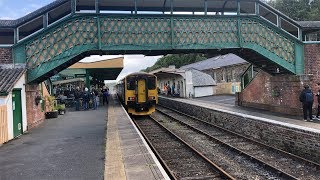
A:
299;84;314;121
92;88;98;110
83;87;90;110
74;87;81;111
103;88;109;105
172;82;175;96
316;83;320;119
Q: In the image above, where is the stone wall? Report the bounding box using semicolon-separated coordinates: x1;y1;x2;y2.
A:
25;84;45;129
202;63;249;83
159;97;320;164
0;48;12;64
202;63;249;95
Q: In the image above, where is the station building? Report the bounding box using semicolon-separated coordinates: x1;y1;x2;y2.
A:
180;53;249;95
150;65;216;98
0;65;27;143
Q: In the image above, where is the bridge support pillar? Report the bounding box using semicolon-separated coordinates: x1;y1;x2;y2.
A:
238;44;320;116
85;69;90;88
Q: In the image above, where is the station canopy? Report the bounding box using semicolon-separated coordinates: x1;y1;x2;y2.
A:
55;56;124;81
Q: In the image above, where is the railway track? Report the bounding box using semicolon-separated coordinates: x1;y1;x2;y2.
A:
133;116;235;180
152;105;320;179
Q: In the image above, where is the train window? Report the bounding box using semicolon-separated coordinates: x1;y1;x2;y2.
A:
148;76;156;89
126;78;135;90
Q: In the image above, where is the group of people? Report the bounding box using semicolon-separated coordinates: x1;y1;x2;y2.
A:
163;82;179;96
73;86;110;111
299;84;320;121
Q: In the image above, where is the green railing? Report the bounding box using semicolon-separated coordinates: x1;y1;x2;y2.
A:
9;14;303;83
241;64;259;90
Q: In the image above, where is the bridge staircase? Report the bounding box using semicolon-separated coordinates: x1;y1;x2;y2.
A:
241;64;259;90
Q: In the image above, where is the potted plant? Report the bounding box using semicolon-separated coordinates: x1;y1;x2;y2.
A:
45;95;58;119
57;104;66;115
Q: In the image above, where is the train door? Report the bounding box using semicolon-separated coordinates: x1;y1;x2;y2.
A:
137;79;147;103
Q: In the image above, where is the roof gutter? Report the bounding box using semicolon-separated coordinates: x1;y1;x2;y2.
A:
0;92;8;96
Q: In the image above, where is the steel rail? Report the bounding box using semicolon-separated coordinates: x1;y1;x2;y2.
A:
132;116;178;180
158;104;320;167
133;116;236;180
156;107;299;180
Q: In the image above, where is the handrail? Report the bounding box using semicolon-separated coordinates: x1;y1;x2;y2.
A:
241;64;259;90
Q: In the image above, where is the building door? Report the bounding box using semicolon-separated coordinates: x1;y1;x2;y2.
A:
12;89;23;137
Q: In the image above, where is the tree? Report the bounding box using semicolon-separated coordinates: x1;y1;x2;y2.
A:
268;0;320;21
142;53;208;72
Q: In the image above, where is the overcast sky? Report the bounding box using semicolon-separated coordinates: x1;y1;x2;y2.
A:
0;0;161;82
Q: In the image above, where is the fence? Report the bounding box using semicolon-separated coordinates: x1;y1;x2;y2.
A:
0;105;8;144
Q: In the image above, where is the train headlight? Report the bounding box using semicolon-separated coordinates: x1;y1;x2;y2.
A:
128;97;136;101
148;96;155;100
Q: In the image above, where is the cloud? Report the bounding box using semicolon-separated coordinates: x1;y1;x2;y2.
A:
80;55;123;62
0;0;54;20
117;55;161;80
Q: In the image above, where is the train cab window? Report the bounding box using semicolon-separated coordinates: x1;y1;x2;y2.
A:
126;78;135;90
147;76;156;89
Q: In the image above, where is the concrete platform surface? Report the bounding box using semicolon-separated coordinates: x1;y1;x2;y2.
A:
163;95;320;132
105;96;169;180
0;105;107;180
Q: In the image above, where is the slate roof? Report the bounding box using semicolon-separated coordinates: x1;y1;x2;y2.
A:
190;69;216;87
180;53;247;71
0;67;25;94
0;0;67;28
297;21;320;29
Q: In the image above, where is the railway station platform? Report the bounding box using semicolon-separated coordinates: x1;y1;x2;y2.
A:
105;95;169;180
162;95;320;130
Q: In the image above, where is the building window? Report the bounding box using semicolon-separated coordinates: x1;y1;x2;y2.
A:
213;72;216;80
232;69;236;81
222;70;226;82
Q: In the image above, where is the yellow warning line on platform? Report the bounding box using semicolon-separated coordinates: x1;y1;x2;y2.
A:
104;104;126;180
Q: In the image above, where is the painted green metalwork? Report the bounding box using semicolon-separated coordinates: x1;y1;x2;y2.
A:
85;69;90;88
241;64;254;90
294;43;304;74
11;14;303;83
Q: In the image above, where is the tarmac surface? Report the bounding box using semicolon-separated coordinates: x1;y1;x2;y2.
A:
0;107;107;180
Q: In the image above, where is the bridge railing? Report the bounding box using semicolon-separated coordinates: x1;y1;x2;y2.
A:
0;0;307;47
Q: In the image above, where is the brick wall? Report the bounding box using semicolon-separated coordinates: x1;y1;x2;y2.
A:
0;48;13;64
159;97;320;164
25;84;45;130
240;71;313;115
239;44;320;115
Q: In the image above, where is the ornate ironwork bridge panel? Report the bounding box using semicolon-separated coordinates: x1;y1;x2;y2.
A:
12;15;302;83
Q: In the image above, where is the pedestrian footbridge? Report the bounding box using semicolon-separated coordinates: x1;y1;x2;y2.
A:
0;0;319;83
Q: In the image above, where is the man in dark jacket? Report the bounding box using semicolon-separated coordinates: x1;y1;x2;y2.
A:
316;83;320;119
299;84;314;121
74;87;82;111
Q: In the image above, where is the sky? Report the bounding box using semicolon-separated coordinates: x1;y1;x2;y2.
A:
0;0;161;82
